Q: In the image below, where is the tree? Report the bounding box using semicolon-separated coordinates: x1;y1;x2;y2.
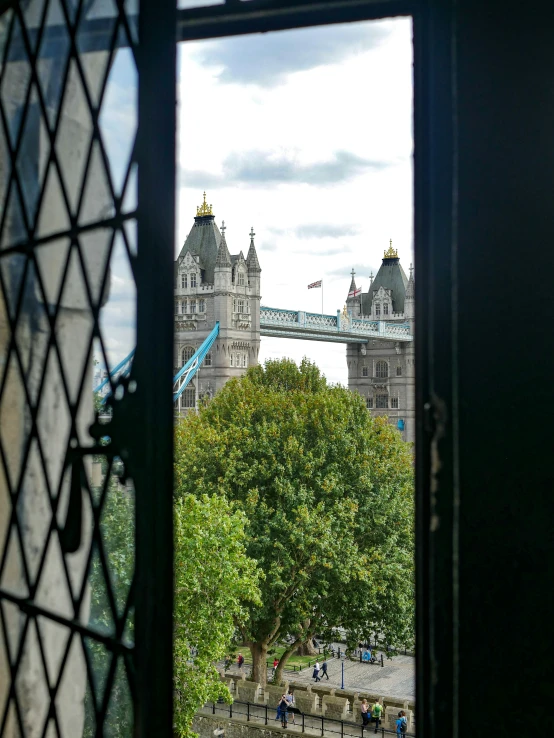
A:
175;358;414;687
84;475;260;738
174;493;261;738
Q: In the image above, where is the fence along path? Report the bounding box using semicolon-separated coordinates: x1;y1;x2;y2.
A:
199;700;415;738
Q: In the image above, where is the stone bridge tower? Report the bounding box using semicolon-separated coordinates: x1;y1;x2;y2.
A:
346;241;415;444
174;194;261;409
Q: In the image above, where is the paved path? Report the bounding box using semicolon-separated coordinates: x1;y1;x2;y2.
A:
284;655;415;702
222;651;415;702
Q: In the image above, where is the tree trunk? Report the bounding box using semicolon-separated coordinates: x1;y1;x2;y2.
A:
274;639;301;685
250;642;269;686
296;638;317;656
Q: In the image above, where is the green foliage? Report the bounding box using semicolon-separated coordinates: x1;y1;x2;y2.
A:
174;358;415;680
84;477;259;738
84;475;135;737
174;494;261;738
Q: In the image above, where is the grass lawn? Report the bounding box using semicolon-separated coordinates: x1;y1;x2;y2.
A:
229;645;330;670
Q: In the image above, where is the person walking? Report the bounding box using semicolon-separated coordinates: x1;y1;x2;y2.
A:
372;700;383;733
360;699;370;727
321;660;329;680
312;661;321;682
237;653;244;669
272;658;279;677
396;711;407;736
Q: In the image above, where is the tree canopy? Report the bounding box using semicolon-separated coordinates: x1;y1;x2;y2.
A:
174;493;261;737
175;358;414;685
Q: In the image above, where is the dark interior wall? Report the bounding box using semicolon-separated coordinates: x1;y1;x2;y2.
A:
456;0;553;731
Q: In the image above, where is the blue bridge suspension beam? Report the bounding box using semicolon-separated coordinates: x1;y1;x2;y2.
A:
173;322;220;404
93;349;135;396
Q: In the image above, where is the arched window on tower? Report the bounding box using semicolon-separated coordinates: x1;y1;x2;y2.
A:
204;352;212;367
376;394;388;409
238;271;245;287
190;273;197;288
199;299;205;313
182;346;194;365
383;302;389;315
376;361;389;378
181;274;187;288
182;387;195;409
375;303;381;317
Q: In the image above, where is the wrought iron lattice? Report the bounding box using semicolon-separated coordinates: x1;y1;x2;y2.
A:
0;0;139;733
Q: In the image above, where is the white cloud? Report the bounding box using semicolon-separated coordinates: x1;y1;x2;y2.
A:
96;17;414;388
177;17;413;385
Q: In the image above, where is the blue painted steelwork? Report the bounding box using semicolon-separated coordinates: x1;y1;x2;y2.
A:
173;322;220;403
94;349;135;395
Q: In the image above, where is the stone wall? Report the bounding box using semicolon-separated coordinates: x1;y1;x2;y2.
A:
220;676;416;722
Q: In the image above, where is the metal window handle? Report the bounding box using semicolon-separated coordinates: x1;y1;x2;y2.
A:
59;455;85;554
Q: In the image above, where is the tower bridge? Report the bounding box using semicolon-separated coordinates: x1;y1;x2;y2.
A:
96;196;415;443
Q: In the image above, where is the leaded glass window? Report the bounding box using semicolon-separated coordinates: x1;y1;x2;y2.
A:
391;397;399;409
376;361;389;378
376;394;389;408
190;272;196;287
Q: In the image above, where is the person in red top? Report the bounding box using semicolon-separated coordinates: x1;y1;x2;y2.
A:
237;653;244;669
272;658;279;676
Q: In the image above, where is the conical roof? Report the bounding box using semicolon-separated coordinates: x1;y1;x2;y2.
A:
361;242;409;314
246;227;261;272
347;269;357;297
176;194;222;283
405;265;414;299
215;229;232;268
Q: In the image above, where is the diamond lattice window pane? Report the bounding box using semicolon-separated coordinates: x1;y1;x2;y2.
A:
0;0;139;732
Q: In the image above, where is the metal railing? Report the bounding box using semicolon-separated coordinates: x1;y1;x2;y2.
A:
201;700;415;738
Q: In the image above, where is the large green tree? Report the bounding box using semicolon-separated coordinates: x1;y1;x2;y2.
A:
175;358;414;686
174;493;261;737
85;473;259;738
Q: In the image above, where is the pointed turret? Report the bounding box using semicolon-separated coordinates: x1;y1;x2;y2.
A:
215;220;231;268
176;192;221;284
360;240;409;316
346;268;361;317
348;269;357;296
405;263;414;320
246;227;261;273
405;263;414;299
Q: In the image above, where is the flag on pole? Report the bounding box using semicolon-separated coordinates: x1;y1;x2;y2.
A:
348;287;362;298
308;280;322;289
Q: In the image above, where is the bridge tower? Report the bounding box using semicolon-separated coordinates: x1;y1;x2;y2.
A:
174;194;261;409
346;241;415;444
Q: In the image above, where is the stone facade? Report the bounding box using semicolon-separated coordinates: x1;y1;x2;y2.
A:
346;242;415;444
174;195;261;412
174;200;415;443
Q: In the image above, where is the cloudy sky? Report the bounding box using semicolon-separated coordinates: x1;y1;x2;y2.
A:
100;16;413;385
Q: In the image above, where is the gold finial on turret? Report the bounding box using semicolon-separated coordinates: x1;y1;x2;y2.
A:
342;304;348;317
384;238;398;259
196;191;214;217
